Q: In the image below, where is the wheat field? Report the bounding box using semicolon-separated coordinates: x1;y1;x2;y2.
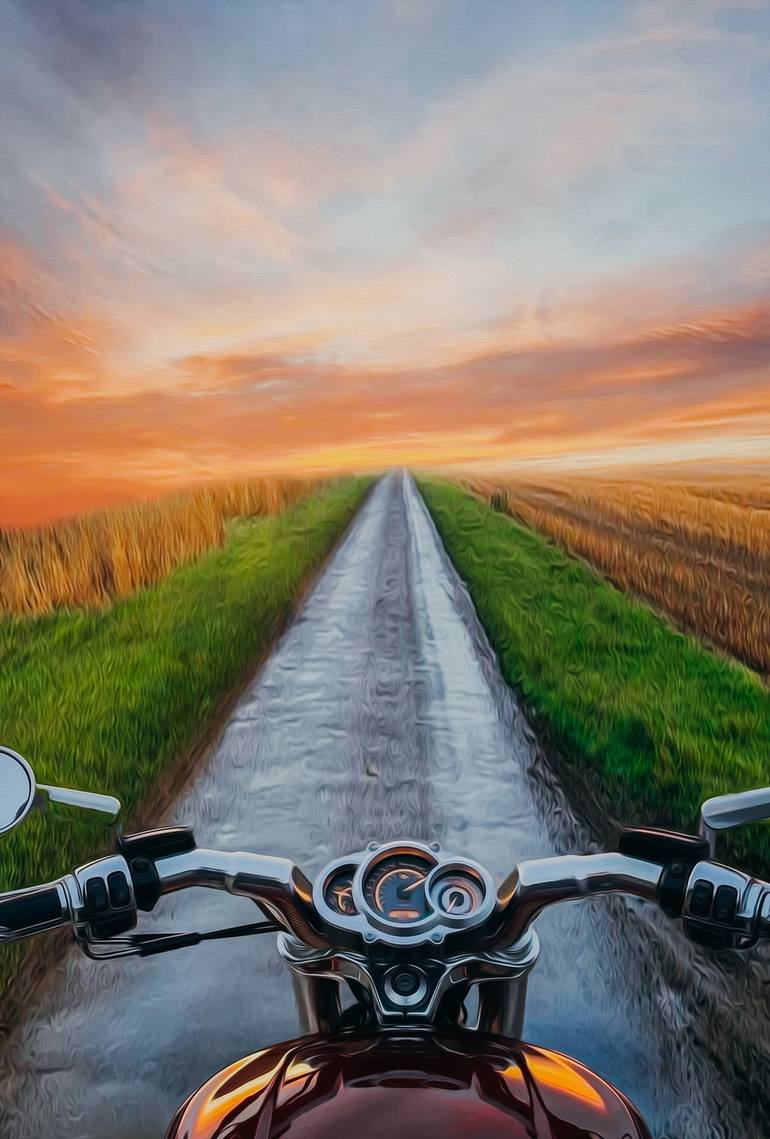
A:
0;477;319;617
466;474;770;676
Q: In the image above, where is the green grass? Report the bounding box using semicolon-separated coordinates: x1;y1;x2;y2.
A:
0;477;370;1007
419;478;770;875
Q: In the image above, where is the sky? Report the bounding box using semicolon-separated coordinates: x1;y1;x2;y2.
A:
1;0;768;524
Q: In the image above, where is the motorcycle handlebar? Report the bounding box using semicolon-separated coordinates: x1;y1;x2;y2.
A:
0;840;332;951
2;841;770;957
486;852;663;950
152;847;670;952
153;848;332;950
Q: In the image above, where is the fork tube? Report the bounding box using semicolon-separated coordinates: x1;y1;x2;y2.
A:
476;975;530;1040
291;972;342;1035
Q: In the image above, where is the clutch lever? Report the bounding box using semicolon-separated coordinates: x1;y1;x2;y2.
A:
81;918;279;960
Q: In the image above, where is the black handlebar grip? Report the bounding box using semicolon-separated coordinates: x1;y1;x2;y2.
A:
0;886;64;933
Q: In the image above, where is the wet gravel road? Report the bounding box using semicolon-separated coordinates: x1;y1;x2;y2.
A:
1;471;767;1138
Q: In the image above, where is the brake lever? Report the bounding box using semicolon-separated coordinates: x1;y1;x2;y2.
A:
81;918;279;960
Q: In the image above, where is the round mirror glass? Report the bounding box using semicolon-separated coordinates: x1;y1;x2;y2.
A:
0;747;36;835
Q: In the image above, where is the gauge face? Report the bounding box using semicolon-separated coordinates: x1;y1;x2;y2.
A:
432;872;485;918
324;868;357;916
316;842;495;946
364;853;434;924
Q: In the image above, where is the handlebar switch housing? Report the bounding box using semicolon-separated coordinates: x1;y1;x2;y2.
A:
681;860;765;950
71;854;138;941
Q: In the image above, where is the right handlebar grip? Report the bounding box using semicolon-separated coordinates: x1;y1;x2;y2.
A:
0;884;67;941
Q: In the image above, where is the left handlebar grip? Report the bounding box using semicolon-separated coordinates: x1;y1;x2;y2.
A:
0;883;69;942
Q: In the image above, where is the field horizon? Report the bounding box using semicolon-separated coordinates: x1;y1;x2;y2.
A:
6;456;770;528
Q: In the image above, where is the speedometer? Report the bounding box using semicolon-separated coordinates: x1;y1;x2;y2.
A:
316;841;497;947
363;853;434;924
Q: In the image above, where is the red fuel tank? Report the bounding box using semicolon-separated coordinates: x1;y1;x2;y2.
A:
166;1029;651;1139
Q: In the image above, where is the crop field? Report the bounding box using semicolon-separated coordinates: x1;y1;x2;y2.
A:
465;474;770;677
420;477;770;878
0;476;319;617
0;476;371;1015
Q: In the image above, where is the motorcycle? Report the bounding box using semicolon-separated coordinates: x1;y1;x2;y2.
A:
2;743;770;1138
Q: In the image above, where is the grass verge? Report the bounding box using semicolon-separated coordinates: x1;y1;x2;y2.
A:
0;477;371;1014
419;478;770;875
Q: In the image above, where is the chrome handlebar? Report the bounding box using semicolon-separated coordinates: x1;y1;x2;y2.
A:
488;852;663;949
0;848;331;952
3;841;770;956
154;848;331;949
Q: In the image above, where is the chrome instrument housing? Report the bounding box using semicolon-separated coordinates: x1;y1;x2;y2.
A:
313;840;496;948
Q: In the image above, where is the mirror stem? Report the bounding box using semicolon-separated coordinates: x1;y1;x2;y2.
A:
36;784;122;824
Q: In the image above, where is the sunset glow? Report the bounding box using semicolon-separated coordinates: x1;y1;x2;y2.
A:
1;1;768;523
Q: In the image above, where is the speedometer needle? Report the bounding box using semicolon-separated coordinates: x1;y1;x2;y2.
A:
397;875;426;897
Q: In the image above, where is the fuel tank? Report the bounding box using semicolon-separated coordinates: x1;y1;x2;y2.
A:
166;1029;651;1139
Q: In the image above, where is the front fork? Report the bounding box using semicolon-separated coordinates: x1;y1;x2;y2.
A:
291;972;343;1035
283;932;539;1041
475;975;530;1038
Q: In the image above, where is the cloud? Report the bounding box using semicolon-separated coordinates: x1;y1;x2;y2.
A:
3;284;767;522
0;231;120;400
0;0;768;521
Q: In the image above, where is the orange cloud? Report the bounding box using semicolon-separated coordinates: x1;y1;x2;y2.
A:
2;287;767;524
0;232;119;401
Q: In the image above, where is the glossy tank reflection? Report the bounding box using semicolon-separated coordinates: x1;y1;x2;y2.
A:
166;1030;651;1139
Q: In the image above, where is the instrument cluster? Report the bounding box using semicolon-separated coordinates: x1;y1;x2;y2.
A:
315;841;496;947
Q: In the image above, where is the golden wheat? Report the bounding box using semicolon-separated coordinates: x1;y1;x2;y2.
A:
0;477;319;617
467;475;770;676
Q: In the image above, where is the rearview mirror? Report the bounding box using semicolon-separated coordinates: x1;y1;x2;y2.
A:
0;747;36;835
700;786;770;856
0;745;121;834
